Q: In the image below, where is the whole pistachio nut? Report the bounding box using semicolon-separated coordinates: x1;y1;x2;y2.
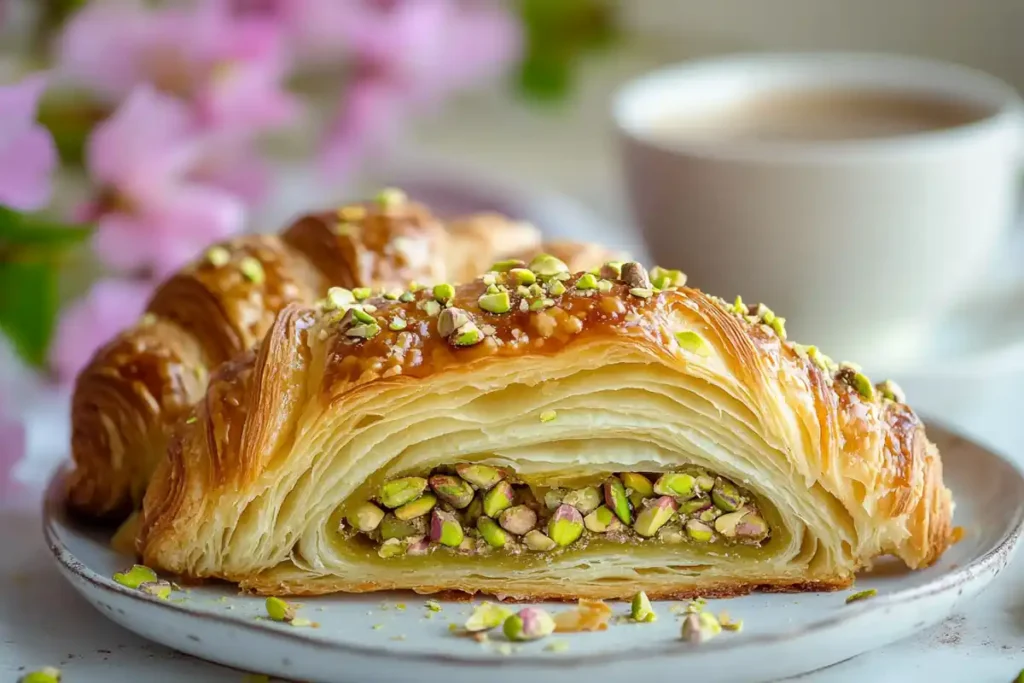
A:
679;499;712;515
462;496;484;525
504;607;556;642
620;472;654;499
543;488;566;510
653;473;696;499
631;591;657;623
528;253;569;278
378;538;405;558
139;580;173;600
465;602;515;632
734;512;769;541
620;262;652;289
482;480;515;518
548;504;584;546
583;505;617;533
113;564;158;589
685;519;714;542
711;479;743;512
429;474;475;509
714;510;750;538
394;493;438;521
266;596;295;622
695;474;716;492
498;505;538;535
455;463;506;490
633;496;679;537
437;307;470;337
603;476;632;525
681;611;722;643
380;513;428;540
18;668;61;683
348;502;385;532
523;529;557;551
430;509;465;547
379;477;428;508
477;516;508;548
562;486;602;515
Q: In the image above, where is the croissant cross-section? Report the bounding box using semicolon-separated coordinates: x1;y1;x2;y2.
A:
139;259;952;599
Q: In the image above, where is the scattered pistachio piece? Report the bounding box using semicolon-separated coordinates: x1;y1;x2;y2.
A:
477;516;508;548
18;667;61;683
523;529;557;551
528;253;569;277
838;364;875;400
650;266;687;290
711;479;743;512
422;300;442;317
399;291;416;303
604;476;632;525
547;279;566;296
630;591;657;623
433;283;455;302
681;611;722;643
266;596;295;622
685;519;714;542
621;262;652;289
576;273;598;290
206;246;230;267
379;477;428;508
113;564;158;589
379;513;426;541
325;286;355;311
394;494;438;521
653;473;696;499
620;472;654;499
539;409;557;423
430;509;465;547
529;297;554;311
437;306;470;337
508;267;536;285
389;317;407;331
452;321;484;346
378;538;405;558
347;502;386;532
633;496;678;537
770;316;787;340
483;481;515;518
845;588;877;604
877;379;906;403
583;505;618;533
498;505;538;535
455;464;506;490
504;607;556;642
139;580;173;600
600;261;623;279
429;474;475;508
491;259;526;273
714;509;749;538
596;279;613;292
239;256;265;284
465;602;515;632
478;291;511;313
675;331;710;355
548;504;584;546
545;640;570;653
629;287;653;299
562;486;602;514
345;322;381;339
376;187;407;208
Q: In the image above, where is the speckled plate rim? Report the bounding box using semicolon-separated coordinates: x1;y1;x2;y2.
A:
42;422;1024;669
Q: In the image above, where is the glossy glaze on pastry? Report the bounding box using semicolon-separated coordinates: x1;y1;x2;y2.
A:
137;258;952;599
67;191;622;520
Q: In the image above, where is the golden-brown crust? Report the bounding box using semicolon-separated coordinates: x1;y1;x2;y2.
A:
139;265;953;597
66;194;579;520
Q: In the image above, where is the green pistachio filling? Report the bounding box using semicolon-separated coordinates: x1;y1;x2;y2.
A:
342;465;769;558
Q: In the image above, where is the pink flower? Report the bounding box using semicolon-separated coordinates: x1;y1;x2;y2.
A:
319;0;521;177
0;74;58;211
84;86;246;278
49;278;152;383
59;0;299;137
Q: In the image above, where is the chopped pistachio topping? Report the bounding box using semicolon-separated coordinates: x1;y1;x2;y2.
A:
681;611;721;643
350;287;370;301
478;291;511;314
675;331;710;355
433;283;456;302
438;307;471;337
755;303;775;324
630;591;657;623
389;317;407;331
509;267;536;285
384;288;402;300
465;602;514;632
352;307;375;324
239;256;265;284
326;287;355;310
376;187;407;208
597;279;613;292
600;261;623;279
629;287;653;299
539;410;557;423
650;266;687;290
529;298;555;311
845;588;877;604
490;258;526;273
877;379;906;403
576;273;598;290
621;262;652;289
399;291;416;303
337;204;367;221
206;246;230;267
18;667;61;683
346;323;380;339
528;253;569;277
453;321;484;346
485;283;500;295
548;280;566;296
266;596;295;622
113;564;157;589
423;300;442;317
770;316;787;340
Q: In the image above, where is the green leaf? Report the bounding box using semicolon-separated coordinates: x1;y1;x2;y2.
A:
0;257;61;367
0;206;92;249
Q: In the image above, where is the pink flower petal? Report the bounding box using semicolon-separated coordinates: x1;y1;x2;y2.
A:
59;1;152;101
0;125;58;211
49;278;153;383
320;77;406;179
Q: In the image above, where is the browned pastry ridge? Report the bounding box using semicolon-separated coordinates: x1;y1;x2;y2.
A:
67;192;623;521
138;259;952;599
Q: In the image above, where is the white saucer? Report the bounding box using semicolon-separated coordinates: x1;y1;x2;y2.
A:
43;423;1023;683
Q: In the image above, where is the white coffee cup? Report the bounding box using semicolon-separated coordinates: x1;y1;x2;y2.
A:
614;53;1024;370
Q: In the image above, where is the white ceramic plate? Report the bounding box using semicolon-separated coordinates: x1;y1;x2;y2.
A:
44;424;1023;683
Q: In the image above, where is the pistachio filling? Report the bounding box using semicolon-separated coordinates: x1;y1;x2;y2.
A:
342;466;770;558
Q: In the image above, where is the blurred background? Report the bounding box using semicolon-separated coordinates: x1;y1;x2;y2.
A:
1;0;1023;499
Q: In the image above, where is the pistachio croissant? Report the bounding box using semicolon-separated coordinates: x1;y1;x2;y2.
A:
67;191;620;521
138;258;953;599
